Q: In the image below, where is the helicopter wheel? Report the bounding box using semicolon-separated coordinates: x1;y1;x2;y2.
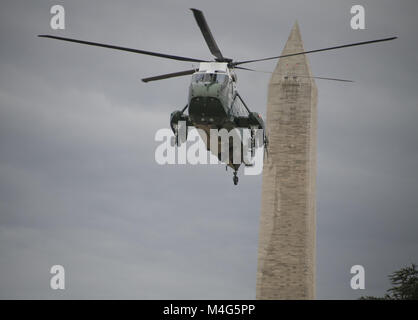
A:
233;171;239;185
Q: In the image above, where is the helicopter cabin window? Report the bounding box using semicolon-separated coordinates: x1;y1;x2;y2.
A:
192;73;228;84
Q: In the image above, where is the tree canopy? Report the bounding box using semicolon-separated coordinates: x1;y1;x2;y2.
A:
361;263;418;300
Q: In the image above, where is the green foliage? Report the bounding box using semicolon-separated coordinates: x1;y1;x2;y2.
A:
387;263;418;299
361;263;418;300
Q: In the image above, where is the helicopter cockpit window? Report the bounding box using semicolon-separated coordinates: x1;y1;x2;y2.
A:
215;74;228;85
192;73;205;82
192;73;228;84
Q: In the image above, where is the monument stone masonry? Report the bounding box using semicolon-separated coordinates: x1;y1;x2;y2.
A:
256;22;317;299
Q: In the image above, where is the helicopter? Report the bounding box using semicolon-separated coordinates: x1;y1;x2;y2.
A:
38;8;397;185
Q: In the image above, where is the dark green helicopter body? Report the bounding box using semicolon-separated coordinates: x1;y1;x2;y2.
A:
169;61;267;184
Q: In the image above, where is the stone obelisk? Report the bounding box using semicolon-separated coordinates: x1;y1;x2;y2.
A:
256;22;317;299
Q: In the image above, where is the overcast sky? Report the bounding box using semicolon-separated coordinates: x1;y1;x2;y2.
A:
0;0;417;299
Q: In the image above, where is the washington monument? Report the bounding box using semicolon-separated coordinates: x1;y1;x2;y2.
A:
256;22;317;299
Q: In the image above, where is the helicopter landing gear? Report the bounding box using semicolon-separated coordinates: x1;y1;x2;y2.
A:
170;128;181;147
233;171;239;185
250;127;256;158
175;130;180;146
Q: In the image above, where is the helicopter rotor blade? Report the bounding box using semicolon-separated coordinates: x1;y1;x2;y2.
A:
141;69;196;83
234;66;271;73
190;8;225;61
233;36;397;66
38;35;206;63
303;76;354;83
235;67;354;82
